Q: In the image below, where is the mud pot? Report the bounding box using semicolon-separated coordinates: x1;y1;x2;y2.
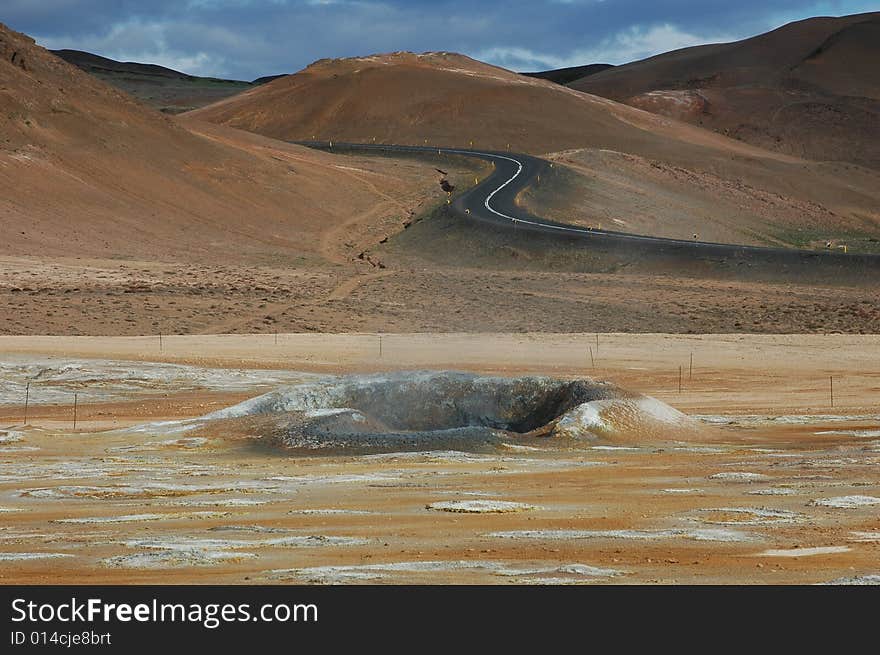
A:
0;334;878;584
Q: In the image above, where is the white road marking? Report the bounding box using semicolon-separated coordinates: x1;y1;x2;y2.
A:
445;151;524;221
314;143;869;253
441;148;606;236
437;147;818;248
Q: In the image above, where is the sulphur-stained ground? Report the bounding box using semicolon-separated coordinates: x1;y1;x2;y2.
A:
0;333;878;584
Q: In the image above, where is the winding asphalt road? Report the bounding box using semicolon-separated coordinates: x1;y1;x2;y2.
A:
298;141;880;273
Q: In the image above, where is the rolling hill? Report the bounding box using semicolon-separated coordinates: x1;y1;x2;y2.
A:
186;50;774;156
188;48;880;251
570;12;880;168
0;24;438;265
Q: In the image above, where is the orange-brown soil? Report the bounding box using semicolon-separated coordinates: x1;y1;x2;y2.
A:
571;13;880;169
0;334;877;584
0;24;458;266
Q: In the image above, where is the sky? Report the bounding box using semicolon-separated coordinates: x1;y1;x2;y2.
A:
3;1;877;80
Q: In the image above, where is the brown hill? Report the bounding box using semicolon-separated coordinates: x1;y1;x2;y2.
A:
189;48;880;250
187;50;787;158
571;12;880;168
0;24;439;266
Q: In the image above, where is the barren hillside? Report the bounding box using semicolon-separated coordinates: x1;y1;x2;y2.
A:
571;13;880;168
0;24;441;265
187;51;788;158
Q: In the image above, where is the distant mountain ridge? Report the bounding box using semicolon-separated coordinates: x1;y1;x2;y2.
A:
51;49;236;81
51;48;288;112
568;12;880;168
522;63;613;85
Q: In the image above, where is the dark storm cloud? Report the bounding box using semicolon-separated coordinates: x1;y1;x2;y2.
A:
2;0;876;79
